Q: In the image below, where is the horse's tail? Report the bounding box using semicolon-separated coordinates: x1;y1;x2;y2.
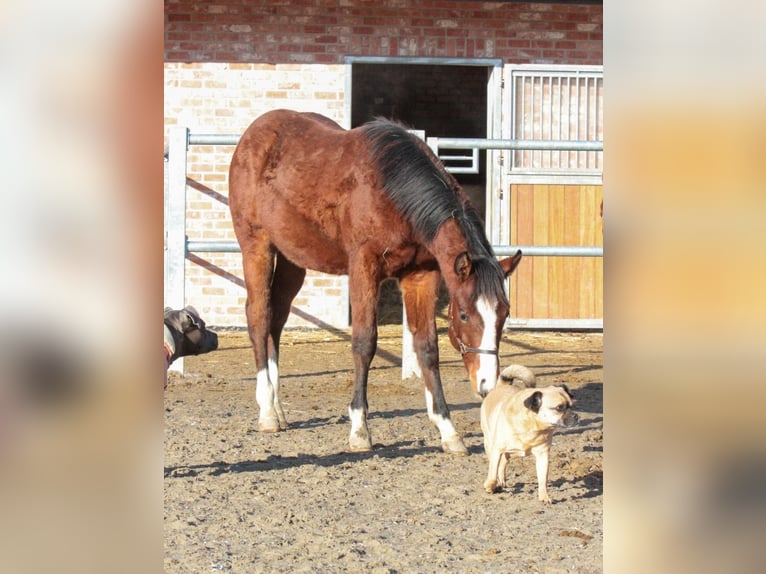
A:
499;364;537;388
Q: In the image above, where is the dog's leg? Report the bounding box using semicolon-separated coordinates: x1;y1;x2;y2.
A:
484;449;503;493
532;445;551;504
497;452;509;489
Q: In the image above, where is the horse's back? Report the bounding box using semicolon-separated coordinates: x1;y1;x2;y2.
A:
243;109;345;137
229;109;355;207
228;110;376;274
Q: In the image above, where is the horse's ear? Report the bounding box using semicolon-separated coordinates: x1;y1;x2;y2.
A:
499;249;523;278
454;252;472;282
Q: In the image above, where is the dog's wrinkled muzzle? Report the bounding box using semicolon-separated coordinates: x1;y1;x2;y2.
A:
564;412;580;427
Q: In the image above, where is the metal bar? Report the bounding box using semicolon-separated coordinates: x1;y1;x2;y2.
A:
493;245;603;257
186;241;241;253
506;317;603;330
188;134;240;146
556;76;564;169
586;75;592;169
188;132;602;153
185;240;602;258
344;55;503;67
428;138;602;151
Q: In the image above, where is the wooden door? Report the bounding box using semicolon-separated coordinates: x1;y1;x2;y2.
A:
509;183;603;324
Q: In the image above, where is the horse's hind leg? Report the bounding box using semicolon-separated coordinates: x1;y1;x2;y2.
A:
267;253;306;430
240;235;282;433
400;271;468;455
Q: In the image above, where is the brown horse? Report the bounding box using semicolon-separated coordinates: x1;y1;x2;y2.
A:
229;109;522;454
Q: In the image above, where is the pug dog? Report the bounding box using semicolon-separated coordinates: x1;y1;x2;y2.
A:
480;364;578;503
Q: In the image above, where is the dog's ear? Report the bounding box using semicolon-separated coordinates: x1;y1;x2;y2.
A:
184;305;200;316
524;391;543;413
555;384;573;399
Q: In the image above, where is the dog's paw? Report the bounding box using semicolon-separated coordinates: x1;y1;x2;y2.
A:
538;493;552;504
484;479;500;494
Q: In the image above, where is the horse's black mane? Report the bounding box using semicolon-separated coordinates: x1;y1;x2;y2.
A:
362;118;507;304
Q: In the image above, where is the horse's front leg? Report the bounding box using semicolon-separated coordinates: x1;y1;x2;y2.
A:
400;271;468;455
347;261;380;452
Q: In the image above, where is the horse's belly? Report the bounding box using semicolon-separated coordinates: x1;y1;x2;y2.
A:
277;239;349;275
267;217;349;275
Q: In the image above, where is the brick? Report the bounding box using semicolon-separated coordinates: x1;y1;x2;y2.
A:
164;2;602;327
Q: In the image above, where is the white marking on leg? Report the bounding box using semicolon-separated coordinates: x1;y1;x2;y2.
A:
476;296;499;396
401;307;422;379
255;367;279;431
424;388;461;447
348;406;371;451
267;356;287;429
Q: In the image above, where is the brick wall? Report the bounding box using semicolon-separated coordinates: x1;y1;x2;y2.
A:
164;1;602;65
165;63;348;328
164;1;602;328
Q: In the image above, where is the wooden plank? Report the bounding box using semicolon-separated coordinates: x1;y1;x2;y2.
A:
512;184;535;319
563;185;581;318
532;185;550;319
579;186;597;318
547;185;566;317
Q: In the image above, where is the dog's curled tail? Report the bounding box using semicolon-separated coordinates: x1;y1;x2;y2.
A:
499;364;537;388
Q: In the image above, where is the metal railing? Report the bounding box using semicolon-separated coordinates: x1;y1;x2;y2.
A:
165;127;603;375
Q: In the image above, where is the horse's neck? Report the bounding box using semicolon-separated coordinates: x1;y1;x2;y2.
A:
429;218;471;293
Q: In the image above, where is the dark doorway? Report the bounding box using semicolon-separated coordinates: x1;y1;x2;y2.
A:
350;62;492;324
350;62;490;217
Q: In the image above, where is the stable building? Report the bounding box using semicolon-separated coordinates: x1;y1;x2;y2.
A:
164;1;603;330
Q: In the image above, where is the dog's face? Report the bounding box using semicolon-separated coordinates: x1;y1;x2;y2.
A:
164;306;218;358
522;384;579;428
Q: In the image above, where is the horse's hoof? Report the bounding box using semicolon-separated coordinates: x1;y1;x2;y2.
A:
258;418;281;433
441;437;469;456
349;433;373;452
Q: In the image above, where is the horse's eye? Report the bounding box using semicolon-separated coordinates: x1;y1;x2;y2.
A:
459;311;468;322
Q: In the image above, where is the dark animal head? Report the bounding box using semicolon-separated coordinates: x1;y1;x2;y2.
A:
447;250;523;397
164;306;219;359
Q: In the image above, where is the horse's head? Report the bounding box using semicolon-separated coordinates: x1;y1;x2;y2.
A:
447;250;523;398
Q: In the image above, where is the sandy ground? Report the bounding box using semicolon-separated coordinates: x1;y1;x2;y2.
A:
164;325;602;573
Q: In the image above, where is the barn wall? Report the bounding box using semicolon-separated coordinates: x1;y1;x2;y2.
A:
163;1;603;328
164;1;602;65
165;63;348;328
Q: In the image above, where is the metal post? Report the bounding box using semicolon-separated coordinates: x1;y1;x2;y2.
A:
165;127;189;372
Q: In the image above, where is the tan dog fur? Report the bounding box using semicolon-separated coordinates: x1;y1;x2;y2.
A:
480;365;578;503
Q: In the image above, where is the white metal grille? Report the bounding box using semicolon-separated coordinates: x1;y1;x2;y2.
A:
510;65;603;176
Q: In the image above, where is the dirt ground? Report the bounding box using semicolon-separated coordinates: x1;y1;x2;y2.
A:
164;324;602;573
